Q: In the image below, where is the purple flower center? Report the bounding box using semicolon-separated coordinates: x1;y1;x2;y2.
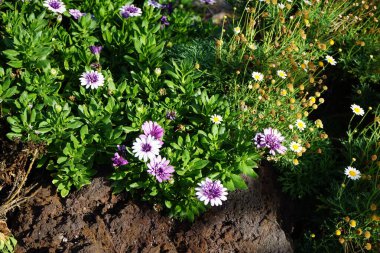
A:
142;143;152;152
204;183;222;199
50;1;61;9
265;134;281;149
86;73;99;83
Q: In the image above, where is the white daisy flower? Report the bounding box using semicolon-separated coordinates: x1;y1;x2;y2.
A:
210;114;223;124
278;3;285;9
344;166;361;180
350;104;365;116
252;71;264;82
132;135;162;162
43;0;66;13
233;27;241;34
248;43;257;51
289;141;302;152
277;70;287;79
296;119;306;131
79;70;105;89
325;55;337;65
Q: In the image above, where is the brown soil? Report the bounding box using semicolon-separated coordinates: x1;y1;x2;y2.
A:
8;165;293;253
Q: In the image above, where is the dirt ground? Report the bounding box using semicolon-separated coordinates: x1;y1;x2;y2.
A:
7;164;293;253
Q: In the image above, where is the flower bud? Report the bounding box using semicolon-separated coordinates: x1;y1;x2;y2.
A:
154;67;161;76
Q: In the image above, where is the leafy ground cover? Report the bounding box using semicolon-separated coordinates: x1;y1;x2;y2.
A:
0;0;379;252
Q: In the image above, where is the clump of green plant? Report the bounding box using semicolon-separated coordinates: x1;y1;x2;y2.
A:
307;105;380;252
0;234;17;253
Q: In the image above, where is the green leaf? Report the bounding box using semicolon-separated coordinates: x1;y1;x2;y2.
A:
66;121;83;129
239;162;258;178
165;200;172;208
7;60;23;68
190;160;209;170
122;126;138;133
3;49;20;58
231;174;247;189
211;124;218;136
57;157;67;164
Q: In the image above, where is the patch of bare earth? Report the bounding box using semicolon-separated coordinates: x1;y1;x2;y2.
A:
9;166;293;253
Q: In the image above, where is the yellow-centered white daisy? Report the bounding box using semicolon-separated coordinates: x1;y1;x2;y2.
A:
248;43;257;51
325;55;337;65
350;104;364;116
233;27;241;34
277;70;287;79
344;166;361;180
210;114;223;124
295;119;306;131
289;141;303;152
252;71;264;82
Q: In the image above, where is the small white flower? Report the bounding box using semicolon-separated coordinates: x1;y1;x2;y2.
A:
344;166;361;180
295;119;306;131
289;141;302;152
277;70;287;79
210;114;223;124
304;0;312;5
325;55;337;65
278;3;285;9
350;104;365;116
233;27;241;34
79;70;105;89
289;124;294;130
252;71;264;82
248;43;257;51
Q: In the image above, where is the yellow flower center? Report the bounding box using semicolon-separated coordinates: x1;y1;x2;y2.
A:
213;117;219;122
349;170;357;177
292;144;299;150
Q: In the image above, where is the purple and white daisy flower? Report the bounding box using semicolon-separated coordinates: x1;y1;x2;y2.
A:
196;178;228;206
254;128;287;155
200;0;216;5
147;155;175;182
69;9;85;19
120;4;142;19
89;45;103;55
142;121;164;140
43;0;66;14
148;0;163;8
79;70;105;89
132;135;162;162
112;152;129;167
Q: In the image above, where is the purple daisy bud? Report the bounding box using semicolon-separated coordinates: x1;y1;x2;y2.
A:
165;111;176;120
254;128;287;155
195;178;228;206
162;3;174;14
43;0;66;13
147;156;175;182
200;0;216;5
89;45;103;55
120;4;142;19
142;121;164;140
79;70;105;89
160;16;170;27
69;9;85;19
112;152;129;167
148;0;163;8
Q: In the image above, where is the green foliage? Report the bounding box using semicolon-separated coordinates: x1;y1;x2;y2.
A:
0;235;17;253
